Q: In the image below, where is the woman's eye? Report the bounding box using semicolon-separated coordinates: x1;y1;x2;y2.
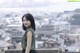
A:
23;19;27;21
22;20;26;21
26;19;28;21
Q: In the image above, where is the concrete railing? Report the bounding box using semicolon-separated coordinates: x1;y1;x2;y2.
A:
5;49;80;53
5;48;61;53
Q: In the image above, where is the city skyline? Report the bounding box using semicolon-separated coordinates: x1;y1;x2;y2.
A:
0;0;80;12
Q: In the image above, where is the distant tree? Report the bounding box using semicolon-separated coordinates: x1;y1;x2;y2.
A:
5;14;12;17
69;14;80;25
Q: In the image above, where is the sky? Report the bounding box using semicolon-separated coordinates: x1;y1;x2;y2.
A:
0;0;80;12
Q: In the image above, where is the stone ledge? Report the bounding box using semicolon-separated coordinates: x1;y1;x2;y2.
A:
5;49;80;53
5;49;61;53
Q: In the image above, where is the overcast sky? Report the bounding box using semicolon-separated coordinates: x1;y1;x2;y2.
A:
0;0;80;12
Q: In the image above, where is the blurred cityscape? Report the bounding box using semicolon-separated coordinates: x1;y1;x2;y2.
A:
0;8;80;52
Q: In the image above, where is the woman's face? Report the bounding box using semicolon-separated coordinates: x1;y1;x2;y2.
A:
22;17;31;28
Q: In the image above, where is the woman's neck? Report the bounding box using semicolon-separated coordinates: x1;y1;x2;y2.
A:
26;25;32;29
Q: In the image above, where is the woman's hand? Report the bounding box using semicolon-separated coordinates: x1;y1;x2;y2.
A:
25;50;29;53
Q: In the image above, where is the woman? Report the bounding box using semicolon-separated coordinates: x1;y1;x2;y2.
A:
21;13;37;53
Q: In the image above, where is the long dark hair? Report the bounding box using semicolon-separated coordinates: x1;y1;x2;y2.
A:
22;13;36;31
